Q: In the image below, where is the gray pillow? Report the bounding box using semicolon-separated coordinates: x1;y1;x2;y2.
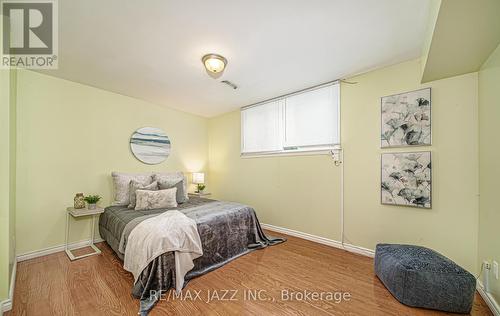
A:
128;180;158;209
154;172;189;203
158;179;187;204
111;172;153;206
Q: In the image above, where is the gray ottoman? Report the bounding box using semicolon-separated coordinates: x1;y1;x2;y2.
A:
374;244;476;314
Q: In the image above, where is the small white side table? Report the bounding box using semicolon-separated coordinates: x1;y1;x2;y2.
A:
188;192;212;198
65;207;104;261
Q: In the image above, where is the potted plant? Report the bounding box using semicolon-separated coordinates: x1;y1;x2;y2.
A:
196;184;206;194
84;195;102;210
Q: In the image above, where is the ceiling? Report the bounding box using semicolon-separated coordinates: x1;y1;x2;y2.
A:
39;0;431;117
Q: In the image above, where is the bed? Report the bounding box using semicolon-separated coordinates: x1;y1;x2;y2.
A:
99;196;285;315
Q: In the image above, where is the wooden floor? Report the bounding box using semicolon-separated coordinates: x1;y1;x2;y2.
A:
7;231;492;316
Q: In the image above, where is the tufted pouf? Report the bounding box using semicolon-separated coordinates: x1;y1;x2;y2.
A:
374;244;476;314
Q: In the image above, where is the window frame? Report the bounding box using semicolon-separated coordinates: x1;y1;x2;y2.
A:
240;81;341;157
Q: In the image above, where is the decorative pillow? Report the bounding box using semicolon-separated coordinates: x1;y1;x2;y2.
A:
135;188;177;211
111;172;153;206
157;179;187;204
154;172;189;203
128;180;158;209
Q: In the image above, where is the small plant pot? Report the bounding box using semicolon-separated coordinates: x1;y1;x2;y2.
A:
198;189;205;195
87;203;97;210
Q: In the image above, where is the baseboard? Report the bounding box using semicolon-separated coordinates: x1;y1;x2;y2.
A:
0;258;17;314
16;237;105;262
477;280;500;316
342;243;375;258
261;223;375;258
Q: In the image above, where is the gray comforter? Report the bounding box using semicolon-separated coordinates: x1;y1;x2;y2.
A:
98;197;285;315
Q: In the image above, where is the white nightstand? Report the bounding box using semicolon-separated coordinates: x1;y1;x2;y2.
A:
65;207;104;261
188;192;212;198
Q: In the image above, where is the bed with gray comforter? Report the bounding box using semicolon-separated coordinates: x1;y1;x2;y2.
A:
98;197;285;315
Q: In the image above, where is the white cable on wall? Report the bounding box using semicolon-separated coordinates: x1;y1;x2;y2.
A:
331;80;345;248
340;148;345;247
331;147;345;247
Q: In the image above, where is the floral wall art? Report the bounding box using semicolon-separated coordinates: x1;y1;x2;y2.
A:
381;88;431;147
381;152;432;208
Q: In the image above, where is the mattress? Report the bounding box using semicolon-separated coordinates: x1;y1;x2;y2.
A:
99;196;212;260
98;197;285;315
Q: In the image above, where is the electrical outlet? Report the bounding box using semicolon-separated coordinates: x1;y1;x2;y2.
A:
484;260;491;270
493;261;499;280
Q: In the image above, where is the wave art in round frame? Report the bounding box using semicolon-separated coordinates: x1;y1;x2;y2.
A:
130;127;171;164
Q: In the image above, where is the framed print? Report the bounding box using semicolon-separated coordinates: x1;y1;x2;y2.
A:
381;88;431;148
381;151;431;208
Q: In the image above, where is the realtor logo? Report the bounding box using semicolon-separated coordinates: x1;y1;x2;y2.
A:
1;0;58;68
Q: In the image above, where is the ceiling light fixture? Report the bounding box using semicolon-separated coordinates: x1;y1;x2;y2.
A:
202;53;227;77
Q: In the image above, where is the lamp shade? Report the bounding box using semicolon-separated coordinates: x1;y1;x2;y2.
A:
192;172;205;184
202;54;227;74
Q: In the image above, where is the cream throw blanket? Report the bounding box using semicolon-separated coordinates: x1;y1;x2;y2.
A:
124;210;203;292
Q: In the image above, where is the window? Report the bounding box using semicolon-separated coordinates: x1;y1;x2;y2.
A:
241;83;340;156
241;99;283;153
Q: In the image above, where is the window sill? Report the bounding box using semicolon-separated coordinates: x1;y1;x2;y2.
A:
241;147;340;159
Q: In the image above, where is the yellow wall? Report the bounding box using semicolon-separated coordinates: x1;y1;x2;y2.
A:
0;70;11;300
0;68;16;300
421;0;441;77
209;112;342;240
421;0;500;83
478;43;500;302
209;59;480;272
1;15;16;301
9;69;17;280
15;70;208;255
343;60;478;272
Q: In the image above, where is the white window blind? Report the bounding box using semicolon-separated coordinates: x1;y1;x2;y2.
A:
241;99;283;153
284;85;339;148
241;82;340;156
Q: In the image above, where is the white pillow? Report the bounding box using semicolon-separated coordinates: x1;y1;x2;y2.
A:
111;172;153;206
135;188;178;211
128;180;158;209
